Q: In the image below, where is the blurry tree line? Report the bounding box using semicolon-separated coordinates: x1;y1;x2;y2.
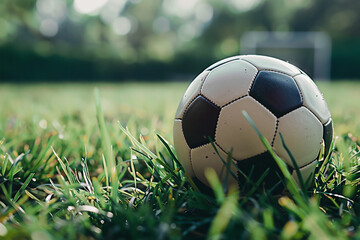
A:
0;0;359;81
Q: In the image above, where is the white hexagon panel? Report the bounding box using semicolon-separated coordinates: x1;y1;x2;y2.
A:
216;96;277;160
205;56;242;70
191;143;239;188
240;55;301;76
201;60;258;107
294;74;331;124
274;107;323;168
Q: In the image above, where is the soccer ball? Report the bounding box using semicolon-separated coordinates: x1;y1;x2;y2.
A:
173;55;333;192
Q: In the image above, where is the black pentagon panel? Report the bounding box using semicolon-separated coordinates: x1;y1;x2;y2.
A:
182;96;221;148
323;118;334;157
206;56;241;71
237;151;293;193
250;71;302;118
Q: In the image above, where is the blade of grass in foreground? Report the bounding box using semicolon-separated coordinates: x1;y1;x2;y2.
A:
279;133;307;195
241;110;306;206
94;89;116;176
13;173;35;203
118;122;157;160
52;147;74;185
206;168;239;240
94;89;120;203
118;123;183;186
118;123;168;178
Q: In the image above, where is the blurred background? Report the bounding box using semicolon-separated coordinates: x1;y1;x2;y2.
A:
0;0;360;82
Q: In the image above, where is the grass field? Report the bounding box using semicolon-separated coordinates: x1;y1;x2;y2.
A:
0;81;360;239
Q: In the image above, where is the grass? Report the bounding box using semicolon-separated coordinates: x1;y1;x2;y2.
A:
0;81;360;239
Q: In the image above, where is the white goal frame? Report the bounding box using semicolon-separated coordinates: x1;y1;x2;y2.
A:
240;31;332;81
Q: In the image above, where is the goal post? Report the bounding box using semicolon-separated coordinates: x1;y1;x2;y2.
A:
240;31;332;81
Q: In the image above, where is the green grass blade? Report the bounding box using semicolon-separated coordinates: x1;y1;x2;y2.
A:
8;153;25;181
13;173;35;203
205;168;225;203
208;187;239;240
102;154;109;190
52;147;74;185
2;154;10;177
319;140;335;174
118;122;158;160
94;88;116;181
156;133;183;170
279;133;308;196
27;135;57;173
118;123;172;181
208;140;238;184
241;110;306;205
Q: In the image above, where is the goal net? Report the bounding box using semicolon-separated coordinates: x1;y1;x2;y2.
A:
240;31;332;81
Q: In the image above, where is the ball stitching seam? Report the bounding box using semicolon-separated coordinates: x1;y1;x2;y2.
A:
271;119;279;147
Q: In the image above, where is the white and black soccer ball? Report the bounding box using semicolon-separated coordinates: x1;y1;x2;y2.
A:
173;55;333;192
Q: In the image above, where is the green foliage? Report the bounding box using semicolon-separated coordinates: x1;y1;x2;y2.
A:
0;82;360;239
